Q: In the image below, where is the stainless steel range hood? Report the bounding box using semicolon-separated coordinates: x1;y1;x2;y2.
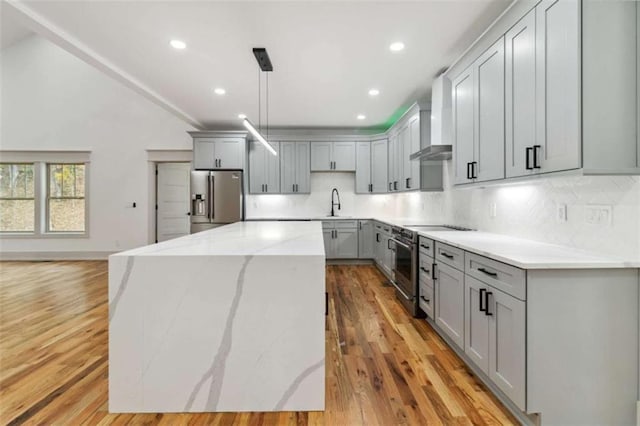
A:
411;73;452;161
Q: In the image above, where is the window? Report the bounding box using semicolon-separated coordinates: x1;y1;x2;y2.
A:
47;164;85;232
0;164;35;232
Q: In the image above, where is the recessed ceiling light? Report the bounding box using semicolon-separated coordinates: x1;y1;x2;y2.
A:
170;39;186;50
238;113;247;119
357;114;366;120
389;42;405;52
214;88;226;95
368;89;380;96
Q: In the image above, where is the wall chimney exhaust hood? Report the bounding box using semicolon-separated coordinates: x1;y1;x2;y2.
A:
410;73;452;161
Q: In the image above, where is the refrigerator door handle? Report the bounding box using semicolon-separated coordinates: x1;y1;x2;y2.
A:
209;174;215;220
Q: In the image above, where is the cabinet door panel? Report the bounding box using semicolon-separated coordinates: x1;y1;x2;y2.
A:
489;289;526;410
536;0;581;173
194;139;216;170
435;262;465;348
333;142;356;171
453;68;475;185
323;229;334;258
506;10;536;178
355;142;371;193
311;142;332;171
398;126;411;191
474;37;505;182
296;142;310;193
215;139;243;169
464;276;490;374
265;142;280;193
358;220;374;259
335;229;358;259
280;142;296;194
407;117;421;190
371;139;388;193
388;135;397;191
248;141;266;194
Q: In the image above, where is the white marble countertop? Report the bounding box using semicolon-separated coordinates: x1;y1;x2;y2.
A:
113;221;325;257
413;229;640;269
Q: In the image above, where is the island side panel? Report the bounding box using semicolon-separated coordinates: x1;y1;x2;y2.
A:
526;268;639;425
134;254;324;413
108;254;145;412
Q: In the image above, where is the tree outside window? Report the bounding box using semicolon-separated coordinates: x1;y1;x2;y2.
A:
48;164;85;232
0;164;35;232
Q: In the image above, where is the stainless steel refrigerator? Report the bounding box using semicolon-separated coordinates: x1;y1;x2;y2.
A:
190;170;244;233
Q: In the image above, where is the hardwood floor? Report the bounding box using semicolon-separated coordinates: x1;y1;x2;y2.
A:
0;261;517;425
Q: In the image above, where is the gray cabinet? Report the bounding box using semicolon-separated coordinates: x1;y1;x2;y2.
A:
464;275;490;374
373;222;393;278
249;141;280;194
322;221;358;259
355;142;372;193
405;117;421;190
358;220;374;259
194;138;245;170
374;223;385;267
505;9;536;178
435;261;465;348
535;0;580;175
310;142;355;171
280;141;310;194
387;133;398;192
371;139;388;193
453;68;475;185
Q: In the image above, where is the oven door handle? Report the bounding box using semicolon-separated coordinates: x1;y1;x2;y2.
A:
390;238;411;251
389;279;412;301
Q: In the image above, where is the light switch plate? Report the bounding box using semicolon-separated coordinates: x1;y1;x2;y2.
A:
556;204;567;222
584;204;613;226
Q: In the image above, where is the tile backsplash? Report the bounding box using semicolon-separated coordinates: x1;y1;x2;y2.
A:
247;163;640;259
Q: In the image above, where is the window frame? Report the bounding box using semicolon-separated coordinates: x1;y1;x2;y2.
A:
45;163;88;235
0;152;90;238
0;163;37;234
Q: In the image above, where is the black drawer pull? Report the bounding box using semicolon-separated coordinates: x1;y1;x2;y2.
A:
441;252;454;259
420;244;430;250
420;296;430;303
420;267;430;274
478;267;498;277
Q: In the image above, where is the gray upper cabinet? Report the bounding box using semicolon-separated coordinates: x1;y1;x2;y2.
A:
249;141;280;193
406;117;421;190
355;141;372;193
535;0;580;175
453;68;475;185
193;138;245;170
371;138;388;193
280;141;310;194
505;9;536;178
474;37;505;182
358;220;374;259
387;133;398;192
310;141;355;171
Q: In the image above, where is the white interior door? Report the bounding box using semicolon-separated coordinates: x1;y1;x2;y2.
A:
156;163;191;242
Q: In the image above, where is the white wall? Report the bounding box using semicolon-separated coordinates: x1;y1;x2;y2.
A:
0;35;195;255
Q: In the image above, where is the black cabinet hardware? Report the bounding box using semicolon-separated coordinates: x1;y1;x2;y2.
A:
376;233;380;242
467;162;472;179
441;252;454;259
369;183;373;192
432;263;437;279
219;159;222;167
420;295;430;303
420;244;430;250
526;147;533;170
478;267;498;277
406;178;410;189
389;182;392;191
394;181;398;190
265;184;268;192
471;162;477;179
420;267;429;275
387;239;393;250
479;288;487;312
533;145;541;169
325;292;328;316
485;291;493;316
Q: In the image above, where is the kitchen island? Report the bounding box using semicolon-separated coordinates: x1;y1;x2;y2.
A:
108;221;325;413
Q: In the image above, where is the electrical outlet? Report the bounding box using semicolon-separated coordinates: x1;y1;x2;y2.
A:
556;203;567;222
489;203;497;219
584;204;613;226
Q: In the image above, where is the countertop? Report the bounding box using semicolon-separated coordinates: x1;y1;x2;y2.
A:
112;221;325;257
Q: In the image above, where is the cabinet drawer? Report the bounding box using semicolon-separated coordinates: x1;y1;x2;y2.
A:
418;236;435;258
419;255;435;283
465;253;526;300
435;242;464;271
333;220;358;229
321;221;335;229
419;281;434;319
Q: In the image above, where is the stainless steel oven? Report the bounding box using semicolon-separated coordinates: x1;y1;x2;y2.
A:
390;227;419;317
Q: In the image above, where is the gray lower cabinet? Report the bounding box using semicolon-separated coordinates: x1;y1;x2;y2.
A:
358;220;374;259
372;222;393;278
464;276;491;374
435;261;465;348
280;141;310;194
248;141;280;193
323;221;358;259
373;224;384;266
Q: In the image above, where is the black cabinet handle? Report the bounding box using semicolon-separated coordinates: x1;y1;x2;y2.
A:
485;291;493;316
420;267;430;275
406;178;410;189
479;288;487;312
265;184;268;192
387;239;393;250
432;263;437;279
526;147;533;170
219;159;222;167
467;162;472;179
376;233;380;242
420;244;430;250
441;252;454;259
533;145;541;169
478;267;498;277
325;292;328;316
389;182;392;191
471;162;477;179
420;295;430;303
394;181;398;190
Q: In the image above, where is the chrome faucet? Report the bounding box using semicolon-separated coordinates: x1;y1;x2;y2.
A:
330;188;341;217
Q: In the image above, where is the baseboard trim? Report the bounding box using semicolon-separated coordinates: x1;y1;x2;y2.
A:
0;251;114;261
326;259;374;265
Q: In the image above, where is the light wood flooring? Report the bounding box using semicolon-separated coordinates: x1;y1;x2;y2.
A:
0;261;517;425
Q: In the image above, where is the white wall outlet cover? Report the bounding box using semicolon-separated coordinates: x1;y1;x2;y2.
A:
584;204;613;226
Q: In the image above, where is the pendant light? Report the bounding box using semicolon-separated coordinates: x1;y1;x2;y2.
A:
244;48;277;156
